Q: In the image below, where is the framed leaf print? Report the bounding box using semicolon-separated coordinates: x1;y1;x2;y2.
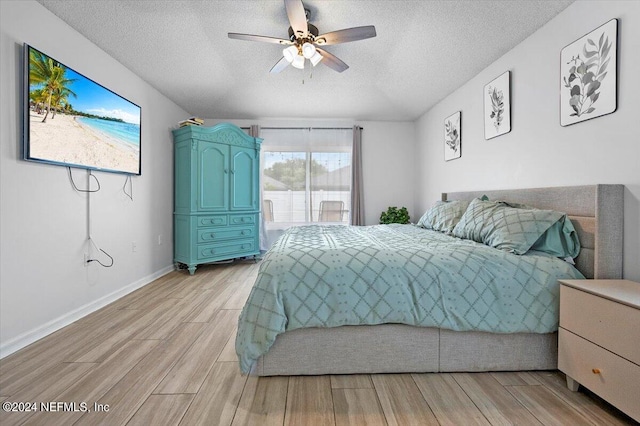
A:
560;19;617;126
444;111;461;161
484;71;511;139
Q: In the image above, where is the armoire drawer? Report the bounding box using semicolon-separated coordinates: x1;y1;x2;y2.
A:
197;215;228;228
197;239;255;260
229;214;256;225
198;227;255;243
558;328;640;421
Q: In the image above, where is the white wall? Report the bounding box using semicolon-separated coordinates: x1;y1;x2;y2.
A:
414;1;640;281
208;118;416;226
0;1;189;357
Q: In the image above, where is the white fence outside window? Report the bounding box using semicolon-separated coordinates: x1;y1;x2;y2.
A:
264;190;350;224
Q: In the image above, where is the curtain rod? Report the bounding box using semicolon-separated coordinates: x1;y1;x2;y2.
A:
240;126;362;130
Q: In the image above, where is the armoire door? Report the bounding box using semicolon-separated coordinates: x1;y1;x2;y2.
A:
230;145;258;211
198;142;229;210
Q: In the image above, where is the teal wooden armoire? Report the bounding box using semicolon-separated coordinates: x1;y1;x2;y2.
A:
172;123;262;274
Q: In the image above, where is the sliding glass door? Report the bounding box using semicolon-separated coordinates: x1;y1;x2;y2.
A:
261;128;352;231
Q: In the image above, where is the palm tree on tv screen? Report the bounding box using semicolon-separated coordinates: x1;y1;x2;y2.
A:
29;49;76;123
50;86;76;119
29;87;47;114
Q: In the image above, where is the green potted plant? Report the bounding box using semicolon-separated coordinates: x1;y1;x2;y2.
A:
379;206;410;224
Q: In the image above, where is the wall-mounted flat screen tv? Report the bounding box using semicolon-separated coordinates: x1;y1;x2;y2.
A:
23;44;141;175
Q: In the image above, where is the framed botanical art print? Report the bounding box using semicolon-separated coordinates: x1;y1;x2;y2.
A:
484;71;511;139
560;18;617;126
444;111;461;161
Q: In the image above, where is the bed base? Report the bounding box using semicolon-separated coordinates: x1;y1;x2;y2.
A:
253;324;556;375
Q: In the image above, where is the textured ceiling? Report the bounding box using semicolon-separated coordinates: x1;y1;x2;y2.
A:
37;0;574;121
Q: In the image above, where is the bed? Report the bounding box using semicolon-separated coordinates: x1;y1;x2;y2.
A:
236;185;624;376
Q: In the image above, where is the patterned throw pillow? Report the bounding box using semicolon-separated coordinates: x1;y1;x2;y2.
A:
417;200;469;233
452;198;564;254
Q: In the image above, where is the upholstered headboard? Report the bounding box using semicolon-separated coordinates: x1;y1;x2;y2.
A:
442;185;624;279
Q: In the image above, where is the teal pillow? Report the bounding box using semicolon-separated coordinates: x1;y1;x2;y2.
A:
417;200;469;233
530;215;581;258
452;198;564;254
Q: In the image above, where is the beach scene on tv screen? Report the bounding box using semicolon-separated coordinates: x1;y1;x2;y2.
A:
27;46;141;174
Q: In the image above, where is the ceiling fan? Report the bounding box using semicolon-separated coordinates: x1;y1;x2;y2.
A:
228;0;376;73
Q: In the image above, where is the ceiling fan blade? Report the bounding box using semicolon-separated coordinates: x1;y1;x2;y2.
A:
270;57;290;74
228;33;293;45
315;26;377;45
316;48;349;73
284;0;308;38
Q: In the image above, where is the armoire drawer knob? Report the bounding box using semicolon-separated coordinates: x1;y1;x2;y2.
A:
592;368;601;374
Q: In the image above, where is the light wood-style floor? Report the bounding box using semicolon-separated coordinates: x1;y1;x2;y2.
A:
0;261;634;425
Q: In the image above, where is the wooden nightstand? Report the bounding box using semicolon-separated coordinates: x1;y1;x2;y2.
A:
558;279;640;422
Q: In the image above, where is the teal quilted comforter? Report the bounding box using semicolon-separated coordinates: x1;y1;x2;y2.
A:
236;224;584;373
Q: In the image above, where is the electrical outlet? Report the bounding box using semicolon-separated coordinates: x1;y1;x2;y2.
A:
84;253;90;266
132;241;137;253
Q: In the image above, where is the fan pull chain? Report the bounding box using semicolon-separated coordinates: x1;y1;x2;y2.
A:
301;67;313;85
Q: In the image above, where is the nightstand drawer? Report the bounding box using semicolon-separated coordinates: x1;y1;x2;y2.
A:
558;328;640;422
560;285;640;365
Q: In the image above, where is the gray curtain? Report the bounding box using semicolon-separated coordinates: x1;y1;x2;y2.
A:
249;125;268;251
350;125;365;225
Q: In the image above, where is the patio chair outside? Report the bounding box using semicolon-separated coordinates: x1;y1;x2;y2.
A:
263;199;274;222
318;200;344;222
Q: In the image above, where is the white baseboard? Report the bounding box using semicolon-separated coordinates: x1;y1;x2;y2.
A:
0;264;175;359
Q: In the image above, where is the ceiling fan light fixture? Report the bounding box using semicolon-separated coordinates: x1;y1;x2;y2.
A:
282;45;298;63
291;54;305;69
310;51;323;66
301;42;316;59
229;0;376;74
